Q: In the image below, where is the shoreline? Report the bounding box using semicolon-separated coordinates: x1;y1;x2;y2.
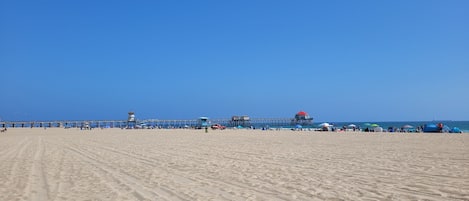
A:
2;127;466;134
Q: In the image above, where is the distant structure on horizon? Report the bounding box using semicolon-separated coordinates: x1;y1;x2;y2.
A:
229;115;251;128
127;111;136;128
291;111;313;126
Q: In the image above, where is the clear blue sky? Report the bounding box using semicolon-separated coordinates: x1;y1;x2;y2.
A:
1;0;468;122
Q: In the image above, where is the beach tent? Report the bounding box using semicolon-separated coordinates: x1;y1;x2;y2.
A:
373;127;383;132
451;127;462;133
423;124;439;133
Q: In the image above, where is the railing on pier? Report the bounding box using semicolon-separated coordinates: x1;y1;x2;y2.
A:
0;118;312;129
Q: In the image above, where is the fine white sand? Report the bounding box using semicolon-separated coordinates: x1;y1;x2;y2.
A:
0;128;468;201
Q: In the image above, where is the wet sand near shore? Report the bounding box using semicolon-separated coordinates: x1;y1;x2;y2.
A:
0;128;468;200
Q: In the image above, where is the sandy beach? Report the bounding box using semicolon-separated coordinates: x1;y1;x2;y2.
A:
0;128;468;201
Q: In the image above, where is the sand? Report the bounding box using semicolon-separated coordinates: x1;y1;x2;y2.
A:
0;128;468;201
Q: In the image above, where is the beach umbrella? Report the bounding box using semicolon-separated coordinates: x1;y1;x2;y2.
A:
370;124;379;127
318;123;331;127
296;124;303;129
402;125;413;129
348;124;357;128
363;123;371;127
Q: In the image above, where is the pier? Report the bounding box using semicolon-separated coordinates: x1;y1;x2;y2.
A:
0;118;307;129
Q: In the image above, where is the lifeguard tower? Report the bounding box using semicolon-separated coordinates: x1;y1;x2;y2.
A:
291;111;313;126
127;112;136;128
196;117;210;129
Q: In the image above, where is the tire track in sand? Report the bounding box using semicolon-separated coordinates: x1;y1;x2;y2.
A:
64;142;186;201
76;140;298;200
0;137;34;200
23;136;50;201
77;142;293;200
